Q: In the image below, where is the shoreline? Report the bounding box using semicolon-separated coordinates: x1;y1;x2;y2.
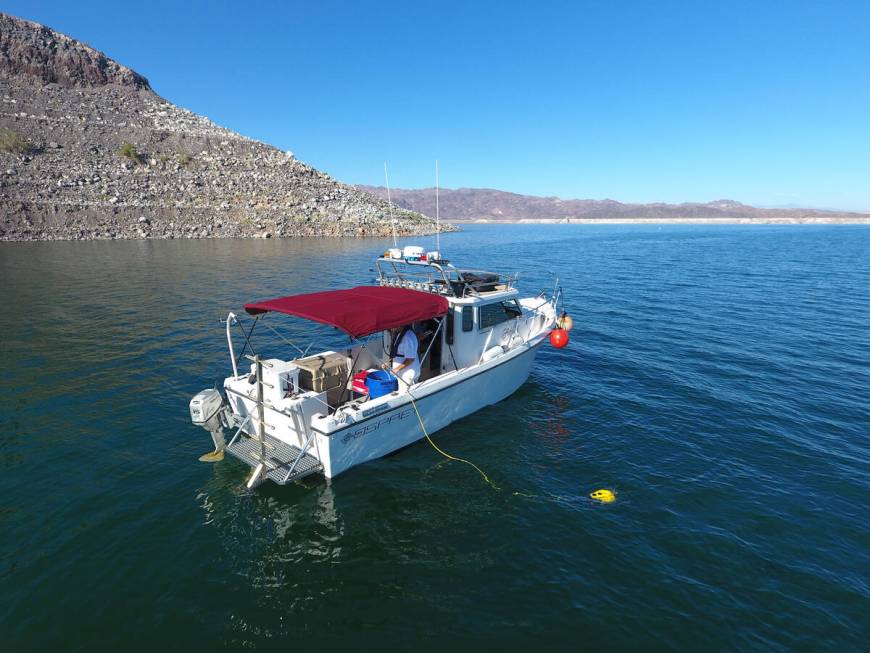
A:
448;217;870;225
4;216;869;243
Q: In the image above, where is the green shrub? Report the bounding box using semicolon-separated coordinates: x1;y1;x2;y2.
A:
0;128;33;154
178;151;192;166
119;141;138;160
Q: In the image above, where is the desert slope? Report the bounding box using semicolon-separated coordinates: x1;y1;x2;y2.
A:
0;13;441;241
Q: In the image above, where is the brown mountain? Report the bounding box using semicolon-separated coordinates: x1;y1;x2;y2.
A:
359;186;870;223
0;13;439;241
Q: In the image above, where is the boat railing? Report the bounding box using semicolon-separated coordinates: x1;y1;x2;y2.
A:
375;257;452;293
374;257;517;297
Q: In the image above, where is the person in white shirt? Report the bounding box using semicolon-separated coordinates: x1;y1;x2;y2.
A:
390;324;420;392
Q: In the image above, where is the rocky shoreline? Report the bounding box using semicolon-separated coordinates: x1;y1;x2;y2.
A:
1;200;446;242
0;13;449;242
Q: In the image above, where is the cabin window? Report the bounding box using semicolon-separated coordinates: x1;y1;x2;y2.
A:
446;311;455;344
461;306;474;332
478;300;522;330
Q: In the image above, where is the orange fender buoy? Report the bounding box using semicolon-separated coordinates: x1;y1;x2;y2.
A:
550;328;569;348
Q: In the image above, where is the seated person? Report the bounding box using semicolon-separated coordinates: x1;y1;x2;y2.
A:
389;324;420;392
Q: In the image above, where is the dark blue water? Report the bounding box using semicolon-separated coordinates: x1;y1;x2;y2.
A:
1;225;868;651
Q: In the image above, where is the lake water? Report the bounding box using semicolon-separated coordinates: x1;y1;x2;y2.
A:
1;224;868;651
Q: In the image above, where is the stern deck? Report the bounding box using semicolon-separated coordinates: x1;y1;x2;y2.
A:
225;433;322;485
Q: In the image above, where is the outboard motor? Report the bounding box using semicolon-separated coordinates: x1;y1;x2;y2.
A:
190;388;228;462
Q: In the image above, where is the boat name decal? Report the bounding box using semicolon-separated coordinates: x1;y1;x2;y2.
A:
341;407;415;443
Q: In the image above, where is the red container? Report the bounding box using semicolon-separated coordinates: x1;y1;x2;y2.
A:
352;370;370;395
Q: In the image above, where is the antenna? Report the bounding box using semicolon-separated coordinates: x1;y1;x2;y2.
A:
435;159;441;253
384;162;397;247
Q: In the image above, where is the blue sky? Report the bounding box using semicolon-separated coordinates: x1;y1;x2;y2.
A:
7;1;870;210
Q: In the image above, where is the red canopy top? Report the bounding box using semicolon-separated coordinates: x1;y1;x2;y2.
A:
244;285;449;339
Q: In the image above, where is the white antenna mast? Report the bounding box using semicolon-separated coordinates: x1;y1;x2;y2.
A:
435;159;441;253
384;162;397;247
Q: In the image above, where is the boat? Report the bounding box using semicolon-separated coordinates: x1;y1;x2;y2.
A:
189;246;568;489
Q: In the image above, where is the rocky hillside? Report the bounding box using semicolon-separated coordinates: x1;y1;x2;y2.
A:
360;187;870;223
0;13;441;241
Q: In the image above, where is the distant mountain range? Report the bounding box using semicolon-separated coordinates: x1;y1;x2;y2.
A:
359;187;870;224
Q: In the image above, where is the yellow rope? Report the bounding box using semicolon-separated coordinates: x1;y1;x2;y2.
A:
402;382;612;504
405;387;612;503
405;389;501;491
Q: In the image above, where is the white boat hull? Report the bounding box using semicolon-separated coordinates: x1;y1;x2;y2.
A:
318;336;545;478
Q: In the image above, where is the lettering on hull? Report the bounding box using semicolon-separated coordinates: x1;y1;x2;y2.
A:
341;407;416;444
